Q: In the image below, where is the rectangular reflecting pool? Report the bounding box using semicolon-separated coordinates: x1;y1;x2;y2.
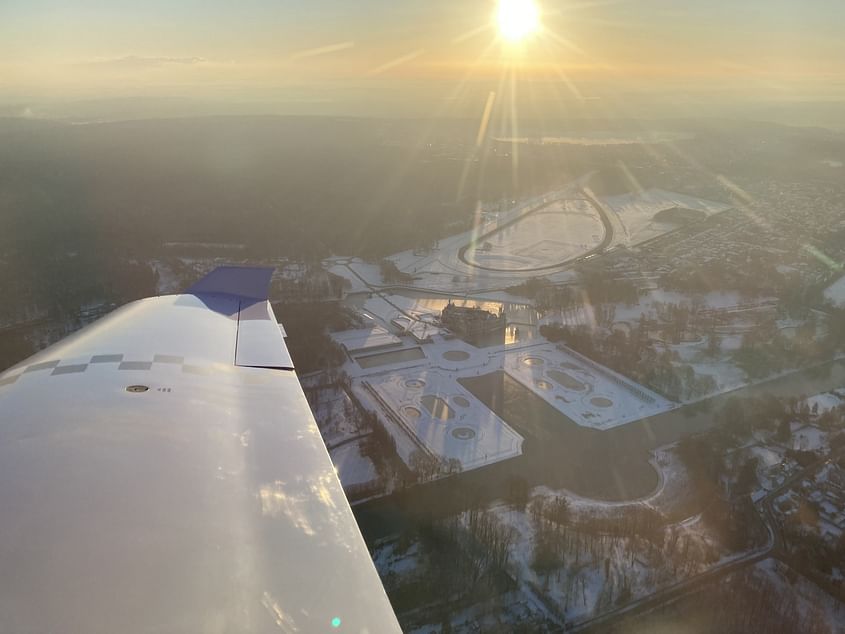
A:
355;347;426;369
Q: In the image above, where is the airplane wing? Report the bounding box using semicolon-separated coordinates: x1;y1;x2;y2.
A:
0;267;401;633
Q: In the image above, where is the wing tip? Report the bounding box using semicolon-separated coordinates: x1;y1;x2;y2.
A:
186;266;275;301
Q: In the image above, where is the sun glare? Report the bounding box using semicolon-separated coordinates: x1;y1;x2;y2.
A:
497;0;540;43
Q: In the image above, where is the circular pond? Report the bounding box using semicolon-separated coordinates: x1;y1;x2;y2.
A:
451;427;477;440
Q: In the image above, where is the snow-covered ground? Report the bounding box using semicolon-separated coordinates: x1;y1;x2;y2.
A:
646;446;696;516
464;199;604;271
539;289;774;398
306;384;363;448
669;332;748;394
823;273;845;308
331;326;401;355
488;489;731;623
328;182;591;293
372;540;424;579
605;289;774;330
791;424;829;452
804;391;844;413
518;442;691;517
326;183;731;297
406;592;551;634
540;288;783;401
325;258;384;294
150;259;184;294
603;188;732;247
330;440;378;487
373;538;554;632
744;443;793;496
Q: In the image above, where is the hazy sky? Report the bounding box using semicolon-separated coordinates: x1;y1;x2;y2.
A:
2;0;844;118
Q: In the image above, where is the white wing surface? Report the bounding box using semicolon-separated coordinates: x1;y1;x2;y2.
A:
0;266;400;633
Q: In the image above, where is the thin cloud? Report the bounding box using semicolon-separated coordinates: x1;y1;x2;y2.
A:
77;55;208;69
290;41;355;61
367;49;425;76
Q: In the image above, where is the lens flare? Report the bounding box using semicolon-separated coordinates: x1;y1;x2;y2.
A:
497;0;540;42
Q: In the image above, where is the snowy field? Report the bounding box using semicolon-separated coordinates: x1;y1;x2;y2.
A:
306;385;363;448
823;274;845;308
331;326;401;354
361;295;442;329
540;289;771;327
378;182;588;292
325;258;384;294
464;199;604;271
791;424;829;452
489;489;733;624
805;391;844;412
330;440;378;488
503;344;675;429
540;289;788;401
150;259;183;294
603;188;732;246
668;332;748;394
326;185;731;295
373;539;553;632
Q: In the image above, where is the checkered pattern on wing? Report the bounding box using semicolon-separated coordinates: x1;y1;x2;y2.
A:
0;353;227;389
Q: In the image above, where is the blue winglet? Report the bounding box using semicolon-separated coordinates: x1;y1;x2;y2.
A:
186;266;275;301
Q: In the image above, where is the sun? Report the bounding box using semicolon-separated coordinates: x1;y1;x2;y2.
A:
497;0;541;43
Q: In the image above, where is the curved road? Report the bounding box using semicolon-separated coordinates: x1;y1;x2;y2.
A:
456;190;614;273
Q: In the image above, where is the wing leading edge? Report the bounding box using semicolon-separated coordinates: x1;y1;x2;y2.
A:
0;267;400;633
